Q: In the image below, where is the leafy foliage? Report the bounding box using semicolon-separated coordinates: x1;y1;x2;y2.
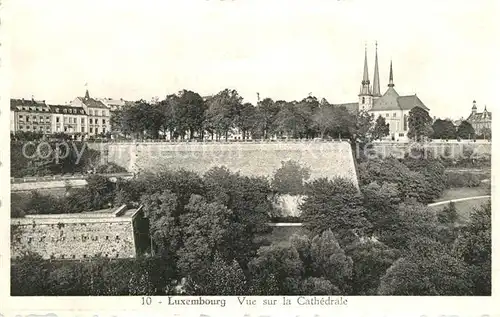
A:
271;160;311;195
407;107;433;142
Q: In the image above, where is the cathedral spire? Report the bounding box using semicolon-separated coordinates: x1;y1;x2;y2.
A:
388;60;395;87
373;41;381;97
359;44;371;95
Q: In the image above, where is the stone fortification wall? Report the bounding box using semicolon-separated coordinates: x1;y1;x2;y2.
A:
367;142;491;159
11;206;140;260
104;141;359;186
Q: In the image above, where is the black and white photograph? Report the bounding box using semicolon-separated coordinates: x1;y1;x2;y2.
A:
2;0;495;305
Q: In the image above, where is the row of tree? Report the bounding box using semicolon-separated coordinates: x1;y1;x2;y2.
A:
110;89;394;141
432;119;490;140
11;156;491;295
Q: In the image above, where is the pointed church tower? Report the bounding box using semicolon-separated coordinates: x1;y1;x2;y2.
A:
388;60;395;88
85;89;90;100
372;42;381;99
358;45;373;111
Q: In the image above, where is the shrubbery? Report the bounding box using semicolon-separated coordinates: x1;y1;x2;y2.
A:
445;171;481;188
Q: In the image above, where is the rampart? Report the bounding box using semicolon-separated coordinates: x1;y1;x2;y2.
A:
96;141;359;186
11;205;144;260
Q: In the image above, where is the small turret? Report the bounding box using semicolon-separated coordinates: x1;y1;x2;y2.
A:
472;100;477;114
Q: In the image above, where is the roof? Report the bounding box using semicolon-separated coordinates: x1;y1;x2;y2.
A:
77;97;108;109
371;87;429;112
11;99;51;112
332;102;358;113
11;205;143;224
49;105;86;115
467;110;492;122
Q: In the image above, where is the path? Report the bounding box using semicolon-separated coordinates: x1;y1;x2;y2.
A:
427;195;491;207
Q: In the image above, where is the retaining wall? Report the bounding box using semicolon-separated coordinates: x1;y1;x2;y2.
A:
101;141;359;186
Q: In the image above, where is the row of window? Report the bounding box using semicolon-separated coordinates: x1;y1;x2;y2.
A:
25;235;122;243
385;113;398;118
17;107;50;112
54;108;85;115
18;115;51;120
88;110;108;116
52;253;121;260
19;125;51;131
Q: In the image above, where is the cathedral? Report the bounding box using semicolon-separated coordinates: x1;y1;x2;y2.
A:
336;44;430;141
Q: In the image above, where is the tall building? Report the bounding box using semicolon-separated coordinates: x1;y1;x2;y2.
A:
10;98;53;135
336;44;430;141
466;100;491;135
71;89;111;135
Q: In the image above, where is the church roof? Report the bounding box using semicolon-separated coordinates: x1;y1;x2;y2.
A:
370;87;429;112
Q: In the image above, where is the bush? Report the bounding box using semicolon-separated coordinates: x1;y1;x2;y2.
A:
95;162;127;174
271;160;311;195
437;202;458;224
445;171;481;188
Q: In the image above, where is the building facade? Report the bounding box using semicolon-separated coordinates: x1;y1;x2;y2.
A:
10;90;114;137
466;100;491;136
336;44;430;141
10;98;53;135
71;90;111;135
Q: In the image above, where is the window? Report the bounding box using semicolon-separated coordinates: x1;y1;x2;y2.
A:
81;127;85;132
90;127;93;133
56;108;59;113
102;119;106;124
46;116;50;120
386;113;389;117
106;236;109;240
26;116;30;122
362;97;365;104
81;118;85;124
64;127;67;132
73;118;77;123
19;115;23;119
103;128;106;133
89;110;93;116
95;128;99;134
393;113;396;117
63;109;67;113
399;133;404;137
19;125;23;129
72;255;76;259
26;126;30;129
56;117;60;123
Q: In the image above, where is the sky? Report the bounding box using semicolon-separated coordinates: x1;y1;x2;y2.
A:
6;0;499;119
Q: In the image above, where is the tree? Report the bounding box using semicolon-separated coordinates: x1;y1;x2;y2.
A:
372;115;390;140
203;167;273;265
431;119;456;140
271;160;311;195
204;89;242;140
479;127;491;140
346;241;400;295
309;230;353;293
233;102;258;140
378;237;472;295
350;110;374;143
407;107;433;142
273;101;306;139
381;202;440;251
186;252;248;295
456;121;476;139
255;98;280;139
176;195;233;275
312;104;337;138
176;90;206;139
140;190;181;256
300;177;370;241
437;202;458;224
361;182;401;237
453;202;491;295
248;244;304;295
